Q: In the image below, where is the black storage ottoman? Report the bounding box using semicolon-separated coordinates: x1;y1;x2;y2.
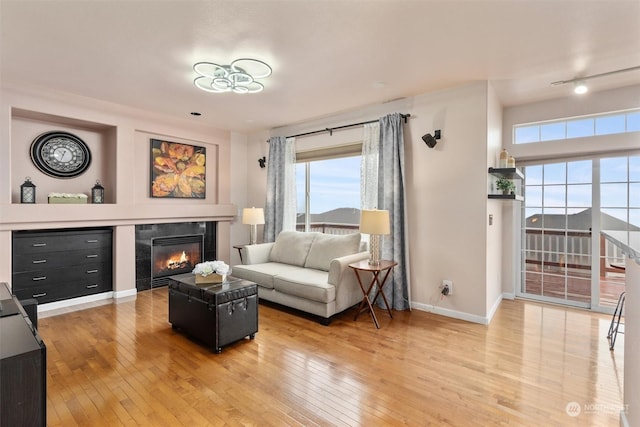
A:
167;274;258;353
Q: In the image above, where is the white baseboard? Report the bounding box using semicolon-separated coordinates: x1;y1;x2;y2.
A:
502;292;515;300
411;294;505;325
114;288;138;300
486;294;503;323
620;411;629;427
37;288;138;313
411;301;490;325
38;291;114;313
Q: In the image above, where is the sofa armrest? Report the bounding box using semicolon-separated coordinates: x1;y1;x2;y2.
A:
327;251;369;285
242;242;274;265
328;251;371;313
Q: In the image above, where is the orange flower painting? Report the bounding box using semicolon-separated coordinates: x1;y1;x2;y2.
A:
150;139;206;198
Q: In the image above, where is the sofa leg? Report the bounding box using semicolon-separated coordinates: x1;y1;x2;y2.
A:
319;317;332;326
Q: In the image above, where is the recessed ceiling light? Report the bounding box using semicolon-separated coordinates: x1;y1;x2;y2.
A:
573;81;588;95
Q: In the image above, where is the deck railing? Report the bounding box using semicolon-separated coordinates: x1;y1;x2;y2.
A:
524;228;626;276
296;223;359;235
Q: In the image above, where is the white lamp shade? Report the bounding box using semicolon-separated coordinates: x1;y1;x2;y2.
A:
360;209;390;235
242;207;265;225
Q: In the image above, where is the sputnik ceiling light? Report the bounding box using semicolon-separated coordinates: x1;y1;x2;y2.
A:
193;58;272;94
551;65;640;95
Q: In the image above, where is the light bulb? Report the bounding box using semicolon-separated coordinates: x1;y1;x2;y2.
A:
574;81;588;94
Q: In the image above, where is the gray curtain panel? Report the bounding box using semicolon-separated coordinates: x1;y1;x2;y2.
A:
378;113;411;310
263;136;296;242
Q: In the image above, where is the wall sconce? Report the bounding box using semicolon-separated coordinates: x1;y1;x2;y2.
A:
422;130;441;148
20;177;36;203
360;209;390;265
91;180;105;204
242;207;265;245
258;156;266;168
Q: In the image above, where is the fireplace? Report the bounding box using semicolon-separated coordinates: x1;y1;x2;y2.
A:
151;235;203;287
135;222;216;291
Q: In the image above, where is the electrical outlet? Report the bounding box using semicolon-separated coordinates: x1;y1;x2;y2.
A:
442;279;453;296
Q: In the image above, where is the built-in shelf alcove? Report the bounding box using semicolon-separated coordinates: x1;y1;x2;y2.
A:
10;108;117;204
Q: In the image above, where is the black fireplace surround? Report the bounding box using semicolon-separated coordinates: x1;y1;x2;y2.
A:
135;222;216;291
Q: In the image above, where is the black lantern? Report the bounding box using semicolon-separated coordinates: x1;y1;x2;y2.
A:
91;180;105;204
20;177;36;203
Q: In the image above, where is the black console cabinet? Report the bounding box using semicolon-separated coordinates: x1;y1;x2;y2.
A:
12;228;113;304
0;283;46;426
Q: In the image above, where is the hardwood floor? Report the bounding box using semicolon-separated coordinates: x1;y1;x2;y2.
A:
39;288;624;426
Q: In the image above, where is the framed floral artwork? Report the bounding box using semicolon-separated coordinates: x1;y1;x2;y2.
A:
150;139;206;198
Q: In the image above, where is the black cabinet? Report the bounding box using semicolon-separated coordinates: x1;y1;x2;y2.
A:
12;228;113;304
0;283;46;426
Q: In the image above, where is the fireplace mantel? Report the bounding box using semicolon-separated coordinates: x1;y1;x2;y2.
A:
0;203;236;231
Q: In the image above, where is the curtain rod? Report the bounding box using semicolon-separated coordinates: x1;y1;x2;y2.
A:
267;113;411;142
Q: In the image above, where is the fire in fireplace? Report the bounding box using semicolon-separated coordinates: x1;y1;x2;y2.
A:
151;234;203;287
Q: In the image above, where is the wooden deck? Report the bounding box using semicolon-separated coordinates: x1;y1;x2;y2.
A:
38;288;625;426
523;265;625;307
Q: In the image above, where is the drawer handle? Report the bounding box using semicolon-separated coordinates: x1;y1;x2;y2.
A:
32;259;47;264
86;269;99;274
32;243;47;247
86;239;98;243
86;254;98;258
32;276;47;281
32;293;47;298
86;284;98;289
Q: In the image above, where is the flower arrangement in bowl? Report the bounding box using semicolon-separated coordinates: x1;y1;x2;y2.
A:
496;177;516;195
192;260;230;284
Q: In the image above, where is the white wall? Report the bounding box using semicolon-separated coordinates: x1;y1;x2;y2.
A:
237;82;496;323
624;257;639;427
486;82;505;319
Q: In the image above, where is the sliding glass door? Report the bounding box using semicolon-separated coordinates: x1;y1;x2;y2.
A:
519;155;638;310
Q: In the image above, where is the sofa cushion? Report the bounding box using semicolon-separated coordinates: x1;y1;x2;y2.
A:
304;232;362;271
269;231;318;267
232;263;306;289
273;268;335;303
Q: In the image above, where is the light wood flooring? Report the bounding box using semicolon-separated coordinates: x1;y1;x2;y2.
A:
39;288;625;426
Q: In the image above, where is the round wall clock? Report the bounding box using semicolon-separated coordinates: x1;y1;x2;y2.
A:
30;131;92;178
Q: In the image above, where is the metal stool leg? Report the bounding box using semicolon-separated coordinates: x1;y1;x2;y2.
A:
607;291;625;351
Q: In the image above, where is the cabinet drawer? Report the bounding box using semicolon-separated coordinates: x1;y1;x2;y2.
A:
13;229;112;255
12;263;111;290
12;283;67;304
12;246;112;273
13;278;112;304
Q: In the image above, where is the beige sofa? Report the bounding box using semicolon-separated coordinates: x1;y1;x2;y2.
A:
232;231;369;322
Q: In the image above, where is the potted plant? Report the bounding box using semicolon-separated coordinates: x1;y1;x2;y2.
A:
496;177;516;195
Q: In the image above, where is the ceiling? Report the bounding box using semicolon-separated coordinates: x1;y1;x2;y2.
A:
1;1;639;133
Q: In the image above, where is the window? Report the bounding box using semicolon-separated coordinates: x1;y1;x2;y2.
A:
514;108;640;144
296;155;361;235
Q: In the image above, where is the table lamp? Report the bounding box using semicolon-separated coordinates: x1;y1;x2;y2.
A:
242;207;265;245
360;209;390;265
